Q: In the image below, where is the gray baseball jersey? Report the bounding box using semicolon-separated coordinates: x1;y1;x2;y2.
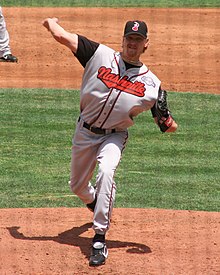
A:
80;44;161;129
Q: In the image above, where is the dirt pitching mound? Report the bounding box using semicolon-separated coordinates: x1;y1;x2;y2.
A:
0;208;219;274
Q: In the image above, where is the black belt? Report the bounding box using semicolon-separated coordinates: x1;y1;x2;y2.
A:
82;121;116;135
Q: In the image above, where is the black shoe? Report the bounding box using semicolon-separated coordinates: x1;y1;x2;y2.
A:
86;194;97;212
89;241;108;266
0;54;18;63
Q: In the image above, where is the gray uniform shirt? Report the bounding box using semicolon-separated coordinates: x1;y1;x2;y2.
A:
77;41;161;130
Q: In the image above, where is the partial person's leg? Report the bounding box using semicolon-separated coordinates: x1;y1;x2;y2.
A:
0;7;11;57
0;7;17;62
70;120;98;204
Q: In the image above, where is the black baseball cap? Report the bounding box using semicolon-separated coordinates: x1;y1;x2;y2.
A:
124;20;148;38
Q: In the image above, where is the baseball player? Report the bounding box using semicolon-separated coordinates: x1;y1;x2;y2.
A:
42;17;178;267
0;6;18;62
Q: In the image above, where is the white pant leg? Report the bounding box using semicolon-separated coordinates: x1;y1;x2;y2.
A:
70;119;99;204
93;131;128;235
0;7;11;58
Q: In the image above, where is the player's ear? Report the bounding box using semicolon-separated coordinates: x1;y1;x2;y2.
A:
143;38;149;52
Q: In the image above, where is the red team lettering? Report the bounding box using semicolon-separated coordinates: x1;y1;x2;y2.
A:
97;66;145;97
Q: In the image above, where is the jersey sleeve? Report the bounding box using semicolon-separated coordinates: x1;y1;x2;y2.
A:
151;86;161;117
74;35;99;67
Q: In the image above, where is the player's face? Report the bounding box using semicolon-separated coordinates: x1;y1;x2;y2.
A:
122;34;149;60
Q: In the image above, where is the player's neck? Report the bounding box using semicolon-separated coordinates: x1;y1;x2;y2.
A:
121;53;142;66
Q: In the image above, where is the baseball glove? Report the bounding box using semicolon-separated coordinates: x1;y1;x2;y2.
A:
151;89;174;132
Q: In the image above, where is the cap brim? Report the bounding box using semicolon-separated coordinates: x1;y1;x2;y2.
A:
124;32;147;38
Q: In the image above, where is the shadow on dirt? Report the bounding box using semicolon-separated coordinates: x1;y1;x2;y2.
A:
6;223;151;259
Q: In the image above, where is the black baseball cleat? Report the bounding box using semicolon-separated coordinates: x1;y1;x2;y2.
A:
0;54;18;63
86;194;97;212
89;241;108;266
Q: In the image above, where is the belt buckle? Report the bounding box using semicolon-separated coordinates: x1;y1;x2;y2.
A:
90;125;98;134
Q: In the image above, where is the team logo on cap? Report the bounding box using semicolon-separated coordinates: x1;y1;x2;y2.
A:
132;21;139;31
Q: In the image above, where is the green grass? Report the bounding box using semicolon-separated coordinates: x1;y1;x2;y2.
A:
0;89;76;208
0;88;219;211
2;0;219;8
